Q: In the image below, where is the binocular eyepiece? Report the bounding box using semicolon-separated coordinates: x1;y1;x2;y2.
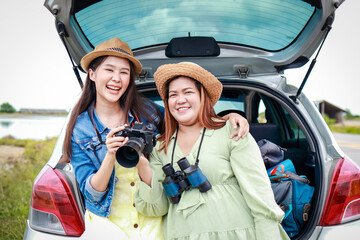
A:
162;157;212;204
114;122;155;168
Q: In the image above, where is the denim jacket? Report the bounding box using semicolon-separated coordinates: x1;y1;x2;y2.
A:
70;102;163;217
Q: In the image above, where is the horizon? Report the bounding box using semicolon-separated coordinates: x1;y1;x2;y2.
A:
1;99;359;117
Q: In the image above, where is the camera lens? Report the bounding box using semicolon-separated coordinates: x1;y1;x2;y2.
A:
116;138;143;168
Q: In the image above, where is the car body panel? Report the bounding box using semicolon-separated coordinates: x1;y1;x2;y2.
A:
315;220;360;240
24;220;73;240
47;113;69;168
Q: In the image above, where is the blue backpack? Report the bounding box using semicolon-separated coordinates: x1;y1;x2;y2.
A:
257;139;314;238
267;159;314;238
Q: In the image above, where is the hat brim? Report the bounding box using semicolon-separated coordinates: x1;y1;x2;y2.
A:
154;62;222;106
80;49;142;75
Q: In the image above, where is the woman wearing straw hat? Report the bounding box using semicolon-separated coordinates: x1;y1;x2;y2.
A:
62;38;249;239
134;62;289;240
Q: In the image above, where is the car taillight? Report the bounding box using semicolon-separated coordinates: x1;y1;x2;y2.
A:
319;157;360;226
30;165;85;236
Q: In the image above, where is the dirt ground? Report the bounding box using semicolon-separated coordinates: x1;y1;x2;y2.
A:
343;120;360;127
0;145;25;172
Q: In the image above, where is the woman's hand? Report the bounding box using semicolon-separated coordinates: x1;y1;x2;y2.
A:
136;154;153;187
105;125;129;155
91;125;129;192
224;113;249;140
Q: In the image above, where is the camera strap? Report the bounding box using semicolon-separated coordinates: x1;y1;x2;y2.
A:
87;102;106;162
87;101;141;162
171;127;206;167
87;101;105;144
87;101;140;144
87;102;104;145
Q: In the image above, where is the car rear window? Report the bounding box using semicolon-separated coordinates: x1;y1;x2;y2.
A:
74;0;315;51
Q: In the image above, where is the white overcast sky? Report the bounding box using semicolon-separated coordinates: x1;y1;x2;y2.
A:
0;0;359;115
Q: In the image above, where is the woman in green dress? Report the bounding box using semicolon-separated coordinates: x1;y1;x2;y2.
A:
134;62;289;240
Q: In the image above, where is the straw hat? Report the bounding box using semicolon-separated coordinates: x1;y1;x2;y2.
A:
154;62;222;106
80;38;142;75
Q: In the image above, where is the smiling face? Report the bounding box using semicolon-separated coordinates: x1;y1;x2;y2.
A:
167;76;202;128
89;56;131;106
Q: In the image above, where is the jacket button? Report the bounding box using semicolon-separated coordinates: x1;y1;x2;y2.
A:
130;182;135;186
134;223;138;228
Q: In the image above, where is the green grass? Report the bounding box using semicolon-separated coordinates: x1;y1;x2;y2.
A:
0;137;57;240
321;114;360;134
328;125;360;134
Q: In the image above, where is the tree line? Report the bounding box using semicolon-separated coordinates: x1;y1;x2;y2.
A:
0;102;16;113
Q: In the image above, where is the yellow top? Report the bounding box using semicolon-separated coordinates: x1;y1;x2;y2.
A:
85;164;164;240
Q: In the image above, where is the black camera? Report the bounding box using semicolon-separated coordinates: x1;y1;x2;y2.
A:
162;157;211;203
114;122;156;168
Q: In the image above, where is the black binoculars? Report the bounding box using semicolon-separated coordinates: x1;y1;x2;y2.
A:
162;157;212;204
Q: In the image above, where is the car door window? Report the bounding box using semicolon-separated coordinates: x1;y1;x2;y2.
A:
253;92;306;145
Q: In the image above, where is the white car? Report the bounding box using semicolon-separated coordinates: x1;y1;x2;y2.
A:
24;0;360;239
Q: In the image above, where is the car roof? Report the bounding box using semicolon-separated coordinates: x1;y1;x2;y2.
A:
44;0;343;76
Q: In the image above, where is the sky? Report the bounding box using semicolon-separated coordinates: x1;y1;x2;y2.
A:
0;1;359;115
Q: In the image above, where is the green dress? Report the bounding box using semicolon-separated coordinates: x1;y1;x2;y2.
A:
134;121;289;240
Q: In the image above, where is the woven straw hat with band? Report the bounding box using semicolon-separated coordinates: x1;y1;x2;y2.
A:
80;37;142;75
154;62;223;106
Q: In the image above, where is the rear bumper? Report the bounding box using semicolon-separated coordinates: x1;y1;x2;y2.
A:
315;220;360;240
23;220;79;240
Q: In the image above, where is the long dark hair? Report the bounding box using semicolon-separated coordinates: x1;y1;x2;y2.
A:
62;56;163;162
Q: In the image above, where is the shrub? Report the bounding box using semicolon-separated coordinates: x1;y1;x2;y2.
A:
0;102;16;113
328;125;360;134
322;114;336;125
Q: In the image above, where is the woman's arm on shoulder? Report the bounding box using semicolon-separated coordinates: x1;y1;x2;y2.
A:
222;112;249;140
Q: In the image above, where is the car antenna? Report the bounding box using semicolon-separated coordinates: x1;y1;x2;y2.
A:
56;21;84;89
290;15;333;104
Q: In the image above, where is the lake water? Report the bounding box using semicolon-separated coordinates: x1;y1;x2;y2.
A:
0;115;67;140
